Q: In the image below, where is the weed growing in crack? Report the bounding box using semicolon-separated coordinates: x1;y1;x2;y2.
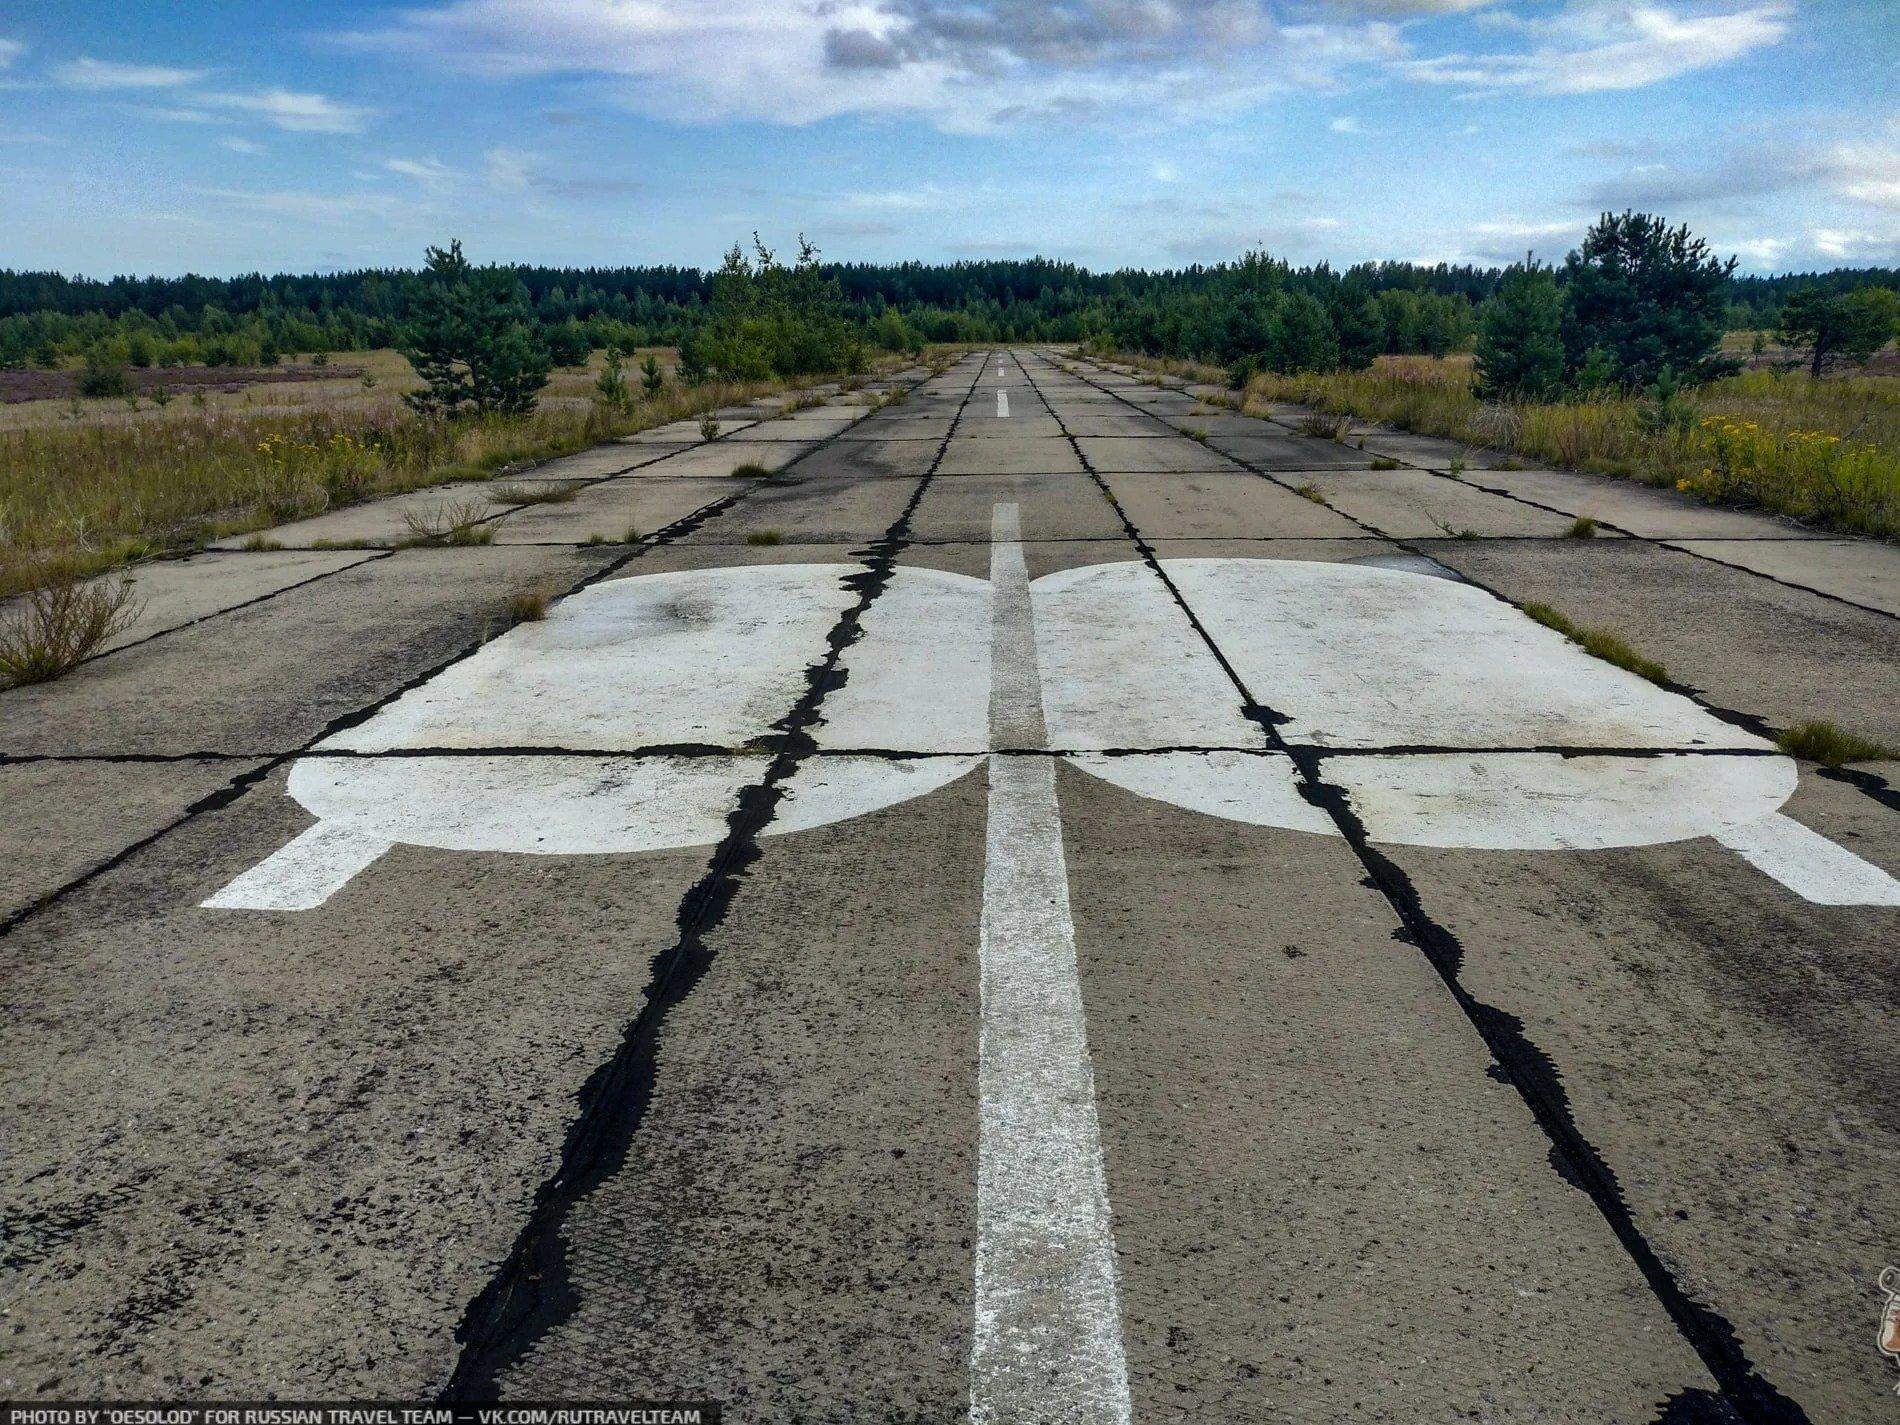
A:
746;529;784;546
1369;456;1401;471
1775;720;1895;767
1564;516;1599;538
400;497;493;546
489;482;582;506
507;589;551;621
0;569;142;686
1520;601;1668;684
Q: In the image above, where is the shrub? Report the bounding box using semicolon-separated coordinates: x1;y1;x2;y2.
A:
1475;264;1564;402
0;571;141;685
595;350;631;411
77;348;133;399
640;353;665;398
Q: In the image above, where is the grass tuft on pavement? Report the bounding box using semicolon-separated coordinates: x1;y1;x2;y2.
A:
0;568;141;686
1775;720;1895;767
1519;600;1669;684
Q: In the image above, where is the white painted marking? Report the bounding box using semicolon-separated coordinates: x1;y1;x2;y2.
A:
972;504;1132;1425
203;565;990;909
202;822;392;911
997;389;1010;419
1715;813;1900;905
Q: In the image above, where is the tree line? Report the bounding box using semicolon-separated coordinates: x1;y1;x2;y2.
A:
2;224;1893;387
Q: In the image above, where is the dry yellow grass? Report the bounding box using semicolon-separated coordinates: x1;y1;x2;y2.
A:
0;349;829;596
1096;350;1899;539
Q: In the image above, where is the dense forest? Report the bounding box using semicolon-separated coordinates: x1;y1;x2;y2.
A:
2;248;1893;374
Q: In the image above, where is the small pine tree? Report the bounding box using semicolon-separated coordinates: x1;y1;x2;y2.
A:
399;240;551;417
594;350;631;411
1475;263;1565;401
640;353;665;398
1561;212;1736;389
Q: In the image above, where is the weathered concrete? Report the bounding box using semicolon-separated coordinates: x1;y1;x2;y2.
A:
2;347;1893;1421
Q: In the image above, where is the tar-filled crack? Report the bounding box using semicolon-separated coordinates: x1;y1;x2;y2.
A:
0;378;920;941
440;353;994;1400
1031;351;1810;1425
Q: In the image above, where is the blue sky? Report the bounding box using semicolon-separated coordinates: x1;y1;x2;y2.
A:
0;0;1893;277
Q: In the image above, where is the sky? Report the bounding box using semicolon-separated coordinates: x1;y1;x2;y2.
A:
0;0;1893;279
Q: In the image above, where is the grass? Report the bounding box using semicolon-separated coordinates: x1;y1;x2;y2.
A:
1369;456;1401;471
1182;426;1210;442
698;412;722;440
489;481;582;505
1093;350;1900;540
1775;720;1896;767
1294;482;1326;503
0;355;842;597
1564;516;1600;538
1519;600;1669;684
507;589;551;622
0;569;141;685
746;529;784;546
1298;412;1351;441
730;462;772;479
399;497;494;546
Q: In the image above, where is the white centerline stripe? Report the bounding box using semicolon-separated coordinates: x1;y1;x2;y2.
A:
997;389;1010;419
971;502;1132;1425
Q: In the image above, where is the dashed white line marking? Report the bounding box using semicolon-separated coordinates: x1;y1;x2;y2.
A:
1715;813;1900;905
997;389;1010;419
971;503;1132;1425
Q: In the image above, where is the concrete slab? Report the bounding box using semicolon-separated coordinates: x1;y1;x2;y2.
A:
491;478;738;544
1060;766;1718;1420
1375;769;1899;1419
796;437;940;480
937;437;1083;476
0;546;623;757
89;549;381;653
910;474;1124;542
628;439;816;478
1103;471;1369;539
208;481;504;550
0;761;725;1395
1469;467;1828;539
1207;431;1385;471
1060;410;1171;437
1667;537;1900;615
0;757;264;922
681;476;920;545
1075;436;1244;474
1298;466;1589;538
1424;538;1900;747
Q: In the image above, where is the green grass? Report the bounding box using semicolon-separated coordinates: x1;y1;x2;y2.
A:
1294;482;1326;504
1519;601;1669;684
507;590;550;622
746;529;784;546
730;462;772;479
1775;720;1896;767
1564;516;1600;538
1369;456;1401;471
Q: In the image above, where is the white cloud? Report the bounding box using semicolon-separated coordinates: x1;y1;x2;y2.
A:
1329;115;1362;132
1152;160;1181;182
1809;227;1899;262
56;55;210;89
220;136;265;155
386;155;455;183
197;87;375;133
1398;1;1789;95
0;38;23;69
341;0;1404;132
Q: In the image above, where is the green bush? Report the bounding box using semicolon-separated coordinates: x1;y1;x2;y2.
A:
399;240;551;417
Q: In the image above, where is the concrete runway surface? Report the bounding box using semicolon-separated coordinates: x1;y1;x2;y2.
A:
3;349;1898;1422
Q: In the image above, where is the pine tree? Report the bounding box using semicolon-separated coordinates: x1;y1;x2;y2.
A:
1561;212;1735;388
1777;286;1899;377
399;241;551;417
1475;262;1564;401
1267;292;1340;374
